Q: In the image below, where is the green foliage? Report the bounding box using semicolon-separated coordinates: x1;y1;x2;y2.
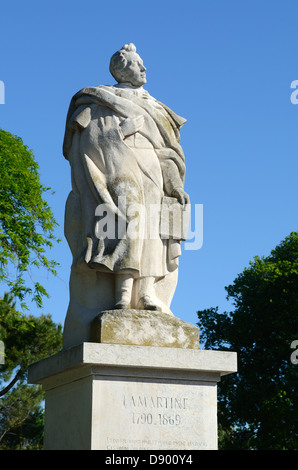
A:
0;385;45;449
0;129;60;309
197;231;298;450
0;294;62;449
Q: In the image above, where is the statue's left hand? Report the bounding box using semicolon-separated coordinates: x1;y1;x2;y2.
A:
120;115;144;138
171;188;190;206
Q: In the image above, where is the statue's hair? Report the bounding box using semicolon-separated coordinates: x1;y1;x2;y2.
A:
109;43;137;82
122;43;136;53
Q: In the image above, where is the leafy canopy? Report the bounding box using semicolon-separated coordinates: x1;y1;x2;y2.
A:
197;231;298;449
0;293;62;449
0;129;59;309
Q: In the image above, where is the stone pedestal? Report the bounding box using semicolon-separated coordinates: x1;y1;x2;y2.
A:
91;309;200;349
28;342;237;450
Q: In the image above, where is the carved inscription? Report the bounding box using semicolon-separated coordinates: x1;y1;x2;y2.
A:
106;436;204;450
102;388;214;449
123;394;188;427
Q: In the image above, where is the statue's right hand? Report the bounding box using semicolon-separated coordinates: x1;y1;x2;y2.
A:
120;115;144;138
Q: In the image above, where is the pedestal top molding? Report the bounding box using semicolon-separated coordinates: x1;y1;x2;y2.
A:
28;342;237;385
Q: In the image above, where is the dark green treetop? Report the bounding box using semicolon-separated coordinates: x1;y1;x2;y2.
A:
197;231;298;449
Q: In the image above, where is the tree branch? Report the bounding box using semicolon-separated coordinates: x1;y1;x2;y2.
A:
0;368;24;397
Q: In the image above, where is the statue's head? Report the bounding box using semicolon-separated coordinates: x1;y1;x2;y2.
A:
109;43;147;87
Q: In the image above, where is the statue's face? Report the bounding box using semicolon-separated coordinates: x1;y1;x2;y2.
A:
122;52;147;86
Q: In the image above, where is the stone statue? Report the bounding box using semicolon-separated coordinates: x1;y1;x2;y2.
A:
62;43;189;348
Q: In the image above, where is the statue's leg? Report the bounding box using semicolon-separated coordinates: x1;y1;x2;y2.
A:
137;276;161;311
114;273;134;309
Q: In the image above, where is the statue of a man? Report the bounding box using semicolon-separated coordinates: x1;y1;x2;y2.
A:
62;44;189;346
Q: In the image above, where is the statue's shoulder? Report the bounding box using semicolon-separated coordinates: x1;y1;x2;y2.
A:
73;85;117;97
97;84;120;94
69;85;122;109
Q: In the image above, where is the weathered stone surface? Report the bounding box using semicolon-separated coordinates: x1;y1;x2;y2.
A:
28;343;238;450
62;43;189;348
91;309;200;349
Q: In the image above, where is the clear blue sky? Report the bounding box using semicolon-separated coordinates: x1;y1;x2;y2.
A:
1;0;297;331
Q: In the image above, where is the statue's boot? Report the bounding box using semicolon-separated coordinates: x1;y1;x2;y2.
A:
140;294;162;311
114;273;133;309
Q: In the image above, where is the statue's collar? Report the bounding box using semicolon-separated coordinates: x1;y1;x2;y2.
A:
113;82;149;98
114;82;143;90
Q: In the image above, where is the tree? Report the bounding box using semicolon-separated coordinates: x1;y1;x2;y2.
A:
0;294;62;449
197;231;298;450
0;129;62;448
0;129;60;310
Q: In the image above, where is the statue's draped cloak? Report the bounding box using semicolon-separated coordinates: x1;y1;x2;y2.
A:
63;85;186;279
